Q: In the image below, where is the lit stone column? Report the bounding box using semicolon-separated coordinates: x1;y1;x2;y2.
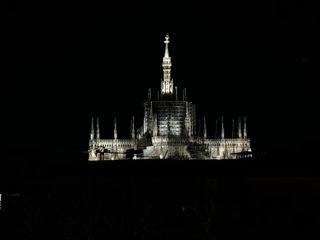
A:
114;117;117;140
96;117;100;140
90;117;95;140
221;116;225;139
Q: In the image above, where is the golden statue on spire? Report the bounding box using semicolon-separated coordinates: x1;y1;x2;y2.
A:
164;34;170;43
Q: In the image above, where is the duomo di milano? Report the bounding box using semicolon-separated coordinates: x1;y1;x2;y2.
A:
89;34;252;160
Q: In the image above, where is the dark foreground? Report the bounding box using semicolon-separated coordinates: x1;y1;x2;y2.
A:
1;154;320;240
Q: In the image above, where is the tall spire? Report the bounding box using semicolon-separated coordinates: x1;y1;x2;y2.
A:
243;117;247;138
185;102;191;137
175;86;178;100
221;116;225;139
114;117;118;140
164;34;170;58
96;117;100;140
131;116;135;139
161;34;173;95
238;117;242;138
90;117;95;140
204;116;207;139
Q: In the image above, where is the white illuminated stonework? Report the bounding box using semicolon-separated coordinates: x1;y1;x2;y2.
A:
161;34;173;95
88;34;252;160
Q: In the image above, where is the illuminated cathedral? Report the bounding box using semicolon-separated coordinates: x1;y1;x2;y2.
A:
89;35;252;160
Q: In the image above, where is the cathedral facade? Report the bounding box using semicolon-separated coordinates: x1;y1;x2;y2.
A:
89;35;252;160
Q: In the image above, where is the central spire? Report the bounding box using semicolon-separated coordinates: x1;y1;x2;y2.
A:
161;34;173;95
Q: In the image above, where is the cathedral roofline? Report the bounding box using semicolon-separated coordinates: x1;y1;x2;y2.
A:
88;34;252;160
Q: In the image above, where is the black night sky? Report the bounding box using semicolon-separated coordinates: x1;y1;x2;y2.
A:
5;1;319;161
